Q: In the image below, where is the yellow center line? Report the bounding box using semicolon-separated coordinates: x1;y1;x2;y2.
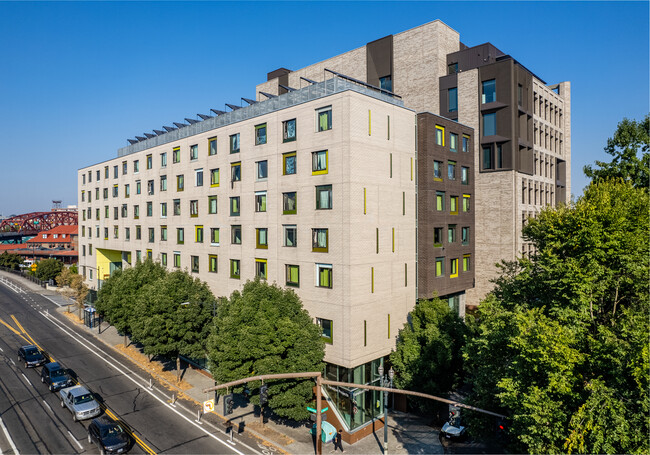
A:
9;315;52;360
101;406;156;455
0;317;30;344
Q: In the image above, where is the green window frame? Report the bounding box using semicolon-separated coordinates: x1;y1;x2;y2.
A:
173;252;181;268
448;225;456;243
463;254;471;272
209;255;218;273
255;123;267;145
283;192;297;214
255;191;267;212
160;225;167;241
230;197;240;216
230;259;240;279
190;144;198;161
195;225;204;243
450;133;458;152
161;252;167;266
317;318;333;344
208;195;218;214
317;107;332;132
436;191;445;211
286;264;299;287
256;228;268;249
435;257;444;277
177;228;184;244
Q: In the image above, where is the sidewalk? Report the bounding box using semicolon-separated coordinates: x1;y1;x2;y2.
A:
0;271;443;454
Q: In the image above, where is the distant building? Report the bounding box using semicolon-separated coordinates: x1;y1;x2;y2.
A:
0;225;78;264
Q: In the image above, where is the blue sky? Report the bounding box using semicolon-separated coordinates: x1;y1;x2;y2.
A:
0;1;647;216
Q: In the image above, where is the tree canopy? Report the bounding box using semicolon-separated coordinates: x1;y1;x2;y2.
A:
0;252;22;270
207;278;325;421
36;258;64;281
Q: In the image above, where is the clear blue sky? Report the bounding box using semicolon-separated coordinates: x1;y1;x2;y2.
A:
0;1;647;216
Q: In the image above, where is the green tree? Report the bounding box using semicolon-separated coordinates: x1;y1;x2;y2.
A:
389;297;467;412
35;258;64;281
207;279;325;421
584;114;649;188
464;180;649;454
0;252;22;270
130;270;216;381
56;266;89;318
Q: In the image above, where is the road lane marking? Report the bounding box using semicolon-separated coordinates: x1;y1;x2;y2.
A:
66;431;83;451
20;374;33;388
0;346;3;352
42;400;53;414
0;414;20;455
10;359;15;366
0;318;30;344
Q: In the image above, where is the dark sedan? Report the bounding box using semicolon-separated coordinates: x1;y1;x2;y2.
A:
88;416;131;454
18;345;47;368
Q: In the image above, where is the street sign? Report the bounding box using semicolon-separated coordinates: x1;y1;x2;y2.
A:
310;413;327;422
203;399;215;413
306;406;329;413
30;264;37;271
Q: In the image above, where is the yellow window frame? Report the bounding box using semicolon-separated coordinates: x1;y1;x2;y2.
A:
450;196;459;215
463;254;471;272
463;194;471;212
282;152;296;175
208;137;218;156
210;168;220;187
209;254;218;273
435;125;445;146
450;258;459;278
256;228;268;249
195;225;204;243
255;258;267;279
312;150;328;176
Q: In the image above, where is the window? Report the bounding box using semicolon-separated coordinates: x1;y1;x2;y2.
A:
230;259;240;279
161;252;167;266
208;137;217;156
312;150;328;175
379;75;392;92
161;152;167;167
231;162;241;182
283;152;296;175
315;185;332;210
255;123;267;145
147;180;154;195
104;166;109;178
448;225;456;243
434;227;443;247
450;196;458;215
448;87;458;112
190;144;198;161
286;264;299;287
461;167;469;185
104;188;109;199
436;191;445;211
173;199;181;216
146;154;152;170
283;119;296;142
316;318;333;344
134;205;140;219
136;225;142;240
195;169;203;187
173;147;180;163
230;197;240;216
161;226;167;241
283;192;297;214
81;190;85;202
125;228;130;241
256;228;268;249
517;84;523;106
210;228;220;245
482;79;496;104
255;191;267;212
231;225;242;244
174;252;181;268
104;227;108;240
208;196;217;214
123;161;128;175
112;185;118;197
176;174;184;191
160;175;167;191
113;165;118;178
148;228;155;243
483;113;496;136
210;168;220;187
230;133;240;154
450;258;458;278
177;228;184;244
255;258;267;279
462;227;470;245
462;135;470;153
256;160;268;180
463;254;471;272
435;257;444;277
463;194;471;212
450;133;458;152
483;146;493;169
312;228;328;253
283;225;297;247
448;62;458;75
316;264;332;288
209;255;218;273
113;206;119;220
317;106;332;132
448;161;456;180
190;200;199;217
195;225;204;243
95;188;100;200
136;180;141;194
146;201;153;217
435;125;445;146
497;144;503;169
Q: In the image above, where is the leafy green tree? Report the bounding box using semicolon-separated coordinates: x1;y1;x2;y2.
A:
0;252;22;270
584;114;649;188
389;297;467;412
207;278;325;421
35;258;64;281
130;270;216;380
464;179;649;454
56;266;89;317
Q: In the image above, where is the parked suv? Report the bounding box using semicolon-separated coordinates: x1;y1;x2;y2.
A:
18;345;47;368
87;416;130;454
59;385;101;421
41;362;74;391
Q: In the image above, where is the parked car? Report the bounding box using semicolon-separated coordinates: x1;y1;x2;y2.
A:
87;416;131;454
59;385;101;421
40;362;74;391
18;345;47;368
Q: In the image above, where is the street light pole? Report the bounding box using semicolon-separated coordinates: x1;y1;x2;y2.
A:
378;365;394;455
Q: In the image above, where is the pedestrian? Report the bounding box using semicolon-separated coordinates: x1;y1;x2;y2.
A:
332;429;344;453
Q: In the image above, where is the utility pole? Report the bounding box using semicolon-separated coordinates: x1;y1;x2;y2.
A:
378;365;394;455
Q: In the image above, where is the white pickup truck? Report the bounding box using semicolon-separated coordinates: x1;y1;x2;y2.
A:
59;385;101;421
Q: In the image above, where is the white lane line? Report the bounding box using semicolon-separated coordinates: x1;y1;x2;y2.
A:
20;374;33;388
42;400;53;413
10;359;15;366
0;347;4;352
39;295;63;307
41;312;258;455
0;414;20;454
66;431;83;451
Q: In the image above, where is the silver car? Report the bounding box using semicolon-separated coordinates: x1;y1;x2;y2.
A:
59;385;101;421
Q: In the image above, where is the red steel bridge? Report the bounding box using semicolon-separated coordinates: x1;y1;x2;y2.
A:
0;211;78;243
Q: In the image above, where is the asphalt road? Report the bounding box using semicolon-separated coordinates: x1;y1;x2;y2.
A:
0;277;263;455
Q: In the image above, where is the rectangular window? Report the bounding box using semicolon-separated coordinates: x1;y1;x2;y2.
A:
161;152;167;167
283;152;296;175
463;194;471;212
104;166;109;178
210;168;220;187
435;125;445;146
210;228;220;245
255;123;267;145
113;226;119;239
448;161;456;180
173;199;181;216
483;113;496;136
283;192;297;214
122;161;128;175
195;225;204;243
255;258;267;279
462;134;470;153
174;252;181;268
208;137;217;156
230;133;240;154
161;252;167;266
148;228;154;243
208;195;217;214
461;167;469;185
450;258;458;278
195;169;203;187
176;174;184;191
146;154;152;170
125;228;130;241
255;191;267;212
256;160;268;180
434;227;443;247
436;191;445;211
230;197;240;216
448;62;458;75
173;147;180;164
462;227;470;245
371;267;374;293
317;106;332;132
450;133;458;152
136;180;141;194
161;225;168;241
134;205;140;219
463;254;471;272
284;225;297;247
312;228;328;253
190;200;199;217
483;146;493;169
286;264;299;287
112;185;118;197
136;225;141;240
231;225;242;244
231;162;241;182
435;257;445;277
448;87;458;112
497;144;503;169
482;79;496;104
160;176;167;191
379;75;392;92
450;196;458;215
113;165;118;178
448;225;456;243
256;228;268;249
112;206;118;220
315;185;332;210
190;144;198;161
230;259;240;279
316;264;332;288
316;318;333;344
312;150;328;175
147;180;154;195
283;119;296;142
208;255;218;273
146;201;153;217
